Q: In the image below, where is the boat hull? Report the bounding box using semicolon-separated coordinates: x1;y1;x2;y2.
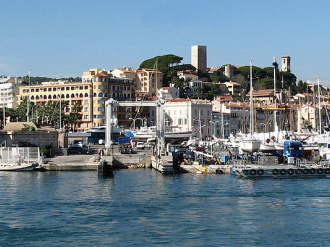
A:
239;140;261;153
232;166;330;178
0;163;38;171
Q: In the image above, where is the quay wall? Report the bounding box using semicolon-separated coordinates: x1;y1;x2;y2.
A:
43;163;97;171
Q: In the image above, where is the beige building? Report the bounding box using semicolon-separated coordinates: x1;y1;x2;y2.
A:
18;80;93;131
219;81;242;95
111;67;163;99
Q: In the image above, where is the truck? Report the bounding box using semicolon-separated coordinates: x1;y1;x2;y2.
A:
118;137;132;154
283;141;303;164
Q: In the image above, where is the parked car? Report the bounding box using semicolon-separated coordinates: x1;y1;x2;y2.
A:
136;142;145;150
68;146;84;155
82;145;89;153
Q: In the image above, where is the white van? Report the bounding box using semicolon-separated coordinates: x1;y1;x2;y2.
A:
136;142;145;150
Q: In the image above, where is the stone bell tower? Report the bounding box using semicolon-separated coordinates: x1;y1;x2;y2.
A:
281;56;291;72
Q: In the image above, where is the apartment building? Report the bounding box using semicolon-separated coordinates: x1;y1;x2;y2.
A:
164;98;213;140
135;69;163;99
0;76;20;109
18;80;93;130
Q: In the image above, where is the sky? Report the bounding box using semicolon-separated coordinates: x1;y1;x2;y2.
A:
1;0;330;85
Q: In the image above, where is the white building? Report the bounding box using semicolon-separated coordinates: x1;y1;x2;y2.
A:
161;87;180;99
164;98;213;139
0;76;20;109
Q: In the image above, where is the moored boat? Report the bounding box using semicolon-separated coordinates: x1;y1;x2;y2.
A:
0;163;38;171
232;163;330;178
0;147;41;172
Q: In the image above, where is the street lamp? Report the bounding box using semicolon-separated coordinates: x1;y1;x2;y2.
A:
129;117;144;129
222;122;229;139
209;121;219;138
261;122;271;139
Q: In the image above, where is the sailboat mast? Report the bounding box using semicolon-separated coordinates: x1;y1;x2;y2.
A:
273;57;278;133
318;78;322;134
250;60;253;135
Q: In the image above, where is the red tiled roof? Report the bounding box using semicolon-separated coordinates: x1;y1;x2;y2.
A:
93;73;108;77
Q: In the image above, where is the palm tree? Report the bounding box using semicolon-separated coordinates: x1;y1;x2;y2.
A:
63;102;82;131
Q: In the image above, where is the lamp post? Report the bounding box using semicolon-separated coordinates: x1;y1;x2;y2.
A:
261;122;271;140
58;93;62;130
129;117;144;129
209;121;219;138
222;122;229;139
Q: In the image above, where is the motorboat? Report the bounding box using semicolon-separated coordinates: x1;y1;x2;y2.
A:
130;126;195;139
0;163;38;171
0;147;41;171
86;125;123;134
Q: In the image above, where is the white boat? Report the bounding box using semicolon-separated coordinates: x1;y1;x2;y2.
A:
0;163;38;171
259;143;277;154
165;130;196;138
0;147;40;171
239;60;260;153
131;126;195;139
87;125;123;134
240;138;261;153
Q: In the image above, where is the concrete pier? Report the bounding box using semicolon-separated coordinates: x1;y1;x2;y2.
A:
151;155;174;173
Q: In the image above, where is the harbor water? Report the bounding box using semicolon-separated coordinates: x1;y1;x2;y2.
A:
1;169;330;246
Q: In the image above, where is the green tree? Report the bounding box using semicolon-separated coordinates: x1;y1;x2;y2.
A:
296;80;307;94
254;78;274;90
139;54;183;86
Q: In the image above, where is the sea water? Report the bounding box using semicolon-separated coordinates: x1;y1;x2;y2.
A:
1;169;330;246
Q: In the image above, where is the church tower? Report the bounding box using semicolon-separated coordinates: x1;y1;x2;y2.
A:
191;45;207;74
281;56;291;72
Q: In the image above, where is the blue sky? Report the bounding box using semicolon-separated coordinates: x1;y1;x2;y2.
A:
1;0;330;85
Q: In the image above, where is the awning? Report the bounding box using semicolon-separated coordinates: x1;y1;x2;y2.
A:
124;131;135;138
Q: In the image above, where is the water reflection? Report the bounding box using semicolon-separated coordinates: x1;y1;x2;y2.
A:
1;170;330;246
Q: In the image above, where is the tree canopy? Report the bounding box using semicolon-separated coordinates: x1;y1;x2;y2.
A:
139;54;183;86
